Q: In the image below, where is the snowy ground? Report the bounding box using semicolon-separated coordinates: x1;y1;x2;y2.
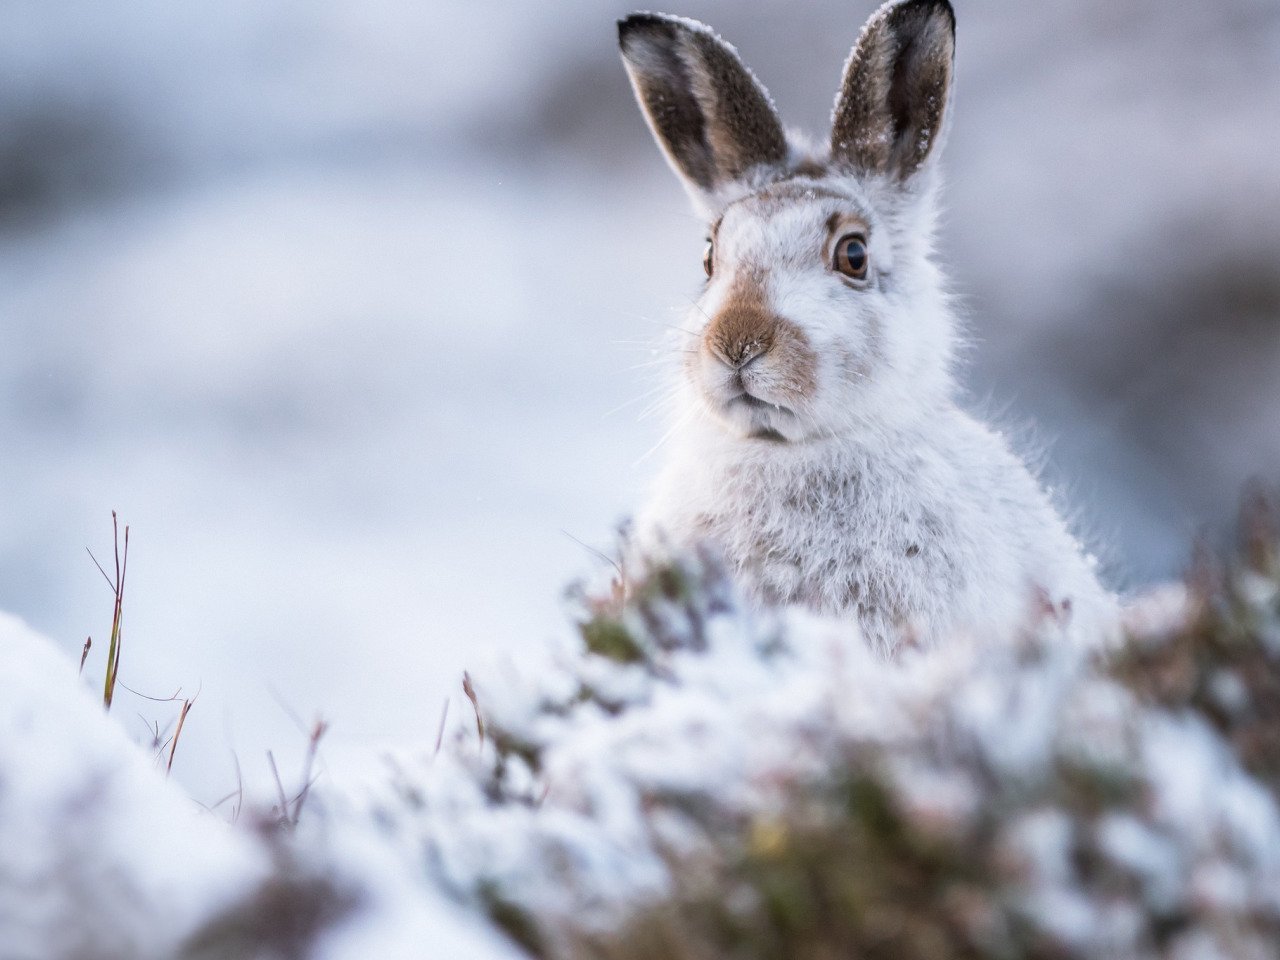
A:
5;535;1280;959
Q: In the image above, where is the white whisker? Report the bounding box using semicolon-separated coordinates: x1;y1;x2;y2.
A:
602;383;671;420
633;406;696;467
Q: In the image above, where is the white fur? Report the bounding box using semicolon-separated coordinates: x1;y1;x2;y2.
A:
639;397;1117;654
626;7;1118;653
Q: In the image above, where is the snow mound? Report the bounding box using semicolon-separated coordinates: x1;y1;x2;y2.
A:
0;612;518;960
0;612;262;959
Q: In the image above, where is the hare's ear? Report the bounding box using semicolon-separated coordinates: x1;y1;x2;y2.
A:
618;14;788;199
831;0;955;182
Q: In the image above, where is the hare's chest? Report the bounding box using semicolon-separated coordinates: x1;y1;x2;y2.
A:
695;463;966;627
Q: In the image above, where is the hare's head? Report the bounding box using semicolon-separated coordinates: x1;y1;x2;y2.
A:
619;0;957;442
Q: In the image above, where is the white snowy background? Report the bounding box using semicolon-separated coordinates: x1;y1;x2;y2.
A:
1;0;1278;807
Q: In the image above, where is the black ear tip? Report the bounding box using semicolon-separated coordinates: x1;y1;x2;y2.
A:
936;0;956;30
617;12;675;51
888;0;956;32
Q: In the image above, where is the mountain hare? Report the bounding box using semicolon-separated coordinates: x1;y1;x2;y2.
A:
618;0;1117;652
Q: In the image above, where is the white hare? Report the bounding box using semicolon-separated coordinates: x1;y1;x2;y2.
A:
618;0;1117;652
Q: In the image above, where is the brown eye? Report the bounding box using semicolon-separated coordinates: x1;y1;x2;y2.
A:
702;240;714;278
834;234;869;280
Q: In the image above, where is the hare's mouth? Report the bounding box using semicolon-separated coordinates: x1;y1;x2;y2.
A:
722;391;798;442
729;392;792;417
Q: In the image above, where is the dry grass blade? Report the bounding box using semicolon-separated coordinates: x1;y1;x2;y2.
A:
139;715;165;751
87;511;130;710
434;698;450;756
166;697;195;776
260;719;331;828
231;754;244;823
267;750;290;823
289;718;329;826
463;671;485;745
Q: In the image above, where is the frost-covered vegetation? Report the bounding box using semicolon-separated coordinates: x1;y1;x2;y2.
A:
4;491;1279;959
339;491;1280;960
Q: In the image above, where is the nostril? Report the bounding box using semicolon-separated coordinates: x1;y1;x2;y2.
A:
713;337;771;370
704;304;778;369
738;344;768;370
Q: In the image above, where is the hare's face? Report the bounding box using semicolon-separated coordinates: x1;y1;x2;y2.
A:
620;0;957;442
688;179;948;441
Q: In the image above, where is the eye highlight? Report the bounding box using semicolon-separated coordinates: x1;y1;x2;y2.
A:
833;233;869;281
702;240;714;278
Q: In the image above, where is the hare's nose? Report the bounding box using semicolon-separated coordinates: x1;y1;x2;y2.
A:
706;305;777;370
719;337;770;370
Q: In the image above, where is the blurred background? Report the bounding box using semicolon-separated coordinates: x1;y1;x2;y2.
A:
1;0;1277;802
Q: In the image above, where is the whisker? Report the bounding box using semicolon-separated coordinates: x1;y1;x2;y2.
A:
682;295;713;325
643;318;698;336
603;383;671;419
637;395;680;423
624;357;678;372
610;338;669;348
634;407;696;466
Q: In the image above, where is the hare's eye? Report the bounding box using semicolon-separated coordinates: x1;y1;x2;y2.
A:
702;240;714;278
834;234;869;280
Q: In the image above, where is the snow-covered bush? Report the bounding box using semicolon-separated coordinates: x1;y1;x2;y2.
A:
280;490;1280;960
4;490;1280;959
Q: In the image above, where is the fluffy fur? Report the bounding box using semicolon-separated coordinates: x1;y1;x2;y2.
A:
618;0;1117;653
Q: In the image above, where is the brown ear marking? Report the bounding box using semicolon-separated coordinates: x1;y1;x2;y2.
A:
619;14;788;192
830;0;955;180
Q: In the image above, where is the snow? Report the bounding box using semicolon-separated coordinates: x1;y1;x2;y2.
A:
1096;813;1183;911
0;610;524;959
312;554;1280;954
291;818;523;960
3;537;1280;955
0;611;265;960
